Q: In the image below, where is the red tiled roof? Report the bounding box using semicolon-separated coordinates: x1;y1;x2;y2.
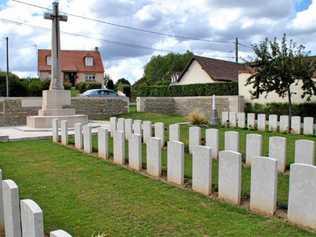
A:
177;55;246;82
38;49;104;73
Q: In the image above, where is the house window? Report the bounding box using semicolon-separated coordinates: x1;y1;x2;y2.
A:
46;56;52;65
85;57;94;66
85;74;96;81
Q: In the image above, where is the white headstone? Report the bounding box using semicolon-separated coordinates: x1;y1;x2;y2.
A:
279;115;289;132
268;114;278;132
146;137;161;177
83;125;92;154
221;112;229;126
295;140;314;165
132;120;142;136
20;199;44;237
0;169;3;225
124;119;133;140
167;141;184;185
154;122;165;148
229;112;237;128
50;230;72;237
98;127;109;159
250;157;278;216
303;117;314;135
110;117;117;137
2;179;21;237
117;118;125;132
142;121;152;144
291;116;301;134
60;120;68;145
192;146;212;195
269;136;287;172
237;112;246;128
113;131;125;165
257;114;266;131
169;124;180;142
224;131;239;152
189;126;201;154
245;134;262;166
205;128;219;159
52;119;59;143
247;113;255;129
218;151;242;205
74;123;83;149
128;134;142;171
288;164;316;229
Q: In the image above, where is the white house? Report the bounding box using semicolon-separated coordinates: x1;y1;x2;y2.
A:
172;55;245;85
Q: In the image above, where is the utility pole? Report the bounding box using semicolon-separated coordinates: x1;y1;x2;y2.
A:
5;37;9;97
235;37;239;63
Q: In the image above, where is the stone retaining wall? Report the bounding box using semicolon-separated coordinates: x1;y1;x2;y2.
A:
0;97;129;127
136;96;244;118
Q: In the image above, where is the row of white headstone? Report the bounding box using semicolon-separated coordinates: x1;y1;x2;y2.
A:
221;112;315;135
189;128;315;173
54;118;316;230
0;169;71;237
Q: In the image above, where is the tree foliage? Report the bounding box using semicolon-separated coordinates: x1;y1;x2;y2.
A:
247;34;316;130
135;51;194;87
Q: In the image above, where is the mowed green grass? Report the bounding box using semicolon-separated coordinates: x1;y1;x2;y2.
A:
116;110;316;205
1;140;316;236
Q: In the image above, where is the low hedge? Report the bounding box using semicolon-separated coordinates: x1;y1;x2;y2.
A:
75;82;102;93
245;103;316;118
133;82;238;97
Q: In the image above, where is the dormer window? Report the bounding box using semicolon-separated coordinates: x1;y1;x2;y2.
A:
85;56;94;66
46;56;52;65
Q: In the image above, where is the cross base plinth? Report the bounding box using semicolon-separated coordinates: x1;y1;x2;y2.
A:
26;90;88;128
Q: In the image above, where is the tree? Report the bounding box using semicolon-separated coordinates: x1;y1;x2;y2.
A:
247;34;316;132
116;78;131;87
106;79;114;90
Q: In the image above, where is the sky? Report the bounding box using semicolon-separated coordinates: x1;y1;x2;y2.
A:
0;0;315;83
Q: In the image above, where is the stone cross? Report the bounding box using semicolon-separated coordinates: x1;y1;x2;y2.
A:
44;2;68;90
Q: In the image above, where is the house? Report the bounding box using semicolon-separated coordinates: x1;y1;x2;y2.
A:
38;47;104;86
239;69;316;104
172;55;245;85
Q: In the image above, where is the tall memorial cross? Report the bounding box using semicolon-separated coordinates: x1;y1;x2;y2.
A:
44;2;68;90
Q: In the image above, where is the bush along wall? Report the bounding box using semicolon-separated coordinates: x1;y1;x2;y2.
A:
75;82;103;93
245;102;316;118
133;82;238;97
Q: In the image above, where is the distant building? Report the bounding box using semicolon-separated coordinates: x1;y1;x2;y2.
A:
38;47;104;86
172;55;245;85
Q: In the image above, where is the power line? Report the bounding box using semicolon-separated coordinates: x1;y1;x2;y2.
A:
0;17;238;61
11;0;236;46
0;18;171;53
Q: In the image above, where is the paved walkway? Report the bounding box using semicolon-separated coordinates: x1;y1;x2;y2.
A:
0;121;110;141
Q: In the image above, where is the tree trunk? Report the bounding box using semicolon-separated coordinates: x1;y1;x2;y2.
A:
288;86;292;133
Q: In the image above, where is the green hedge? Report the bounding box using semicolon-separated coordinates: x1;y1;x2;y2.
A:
133;82;238;97
245;103;316;118
75;82;102;93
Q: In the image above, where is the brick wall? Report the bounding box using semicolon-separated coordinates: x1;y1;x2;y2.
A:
0;97;128;127
137;96;244;119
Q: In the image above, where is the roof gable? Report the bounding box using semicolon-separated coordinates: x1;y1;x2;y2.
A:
177;55;246;82
38;49;104;73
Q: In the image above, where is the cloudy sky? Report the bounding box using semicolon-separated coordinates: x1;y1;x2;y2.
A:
0;0;315;83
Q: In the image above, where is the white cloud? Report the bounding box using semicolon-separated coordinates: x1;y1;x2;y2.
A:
0;0;315;84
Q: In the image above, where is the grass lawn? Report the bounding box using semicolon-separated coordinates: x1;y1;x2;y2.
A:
115;109;316;206
1;140;316;236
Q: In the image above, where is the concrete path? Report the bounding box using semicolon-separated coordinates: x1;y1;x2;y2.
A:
0;121;110;141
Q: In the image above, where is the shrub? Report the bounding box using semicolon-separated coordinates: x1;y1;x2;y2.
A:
133;82;238;97
75;82;102;93
245;103;316;118
186;111;208;125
